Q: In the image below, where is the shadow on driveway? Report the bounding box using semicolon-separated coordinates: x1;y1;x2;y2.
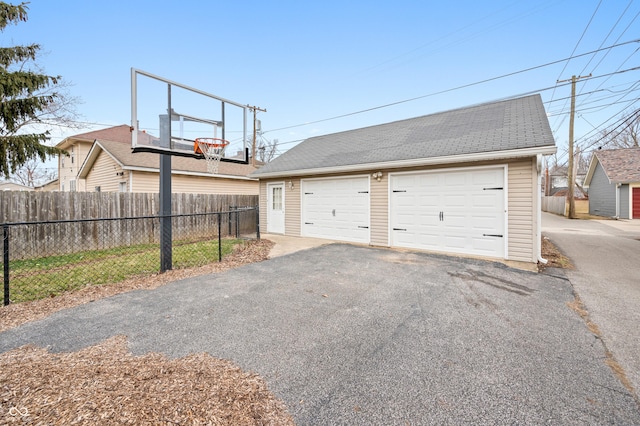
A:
1;244;638;424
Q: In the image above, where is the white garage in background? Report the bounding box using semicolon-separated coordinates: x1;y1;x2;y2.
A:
390;166;506;258
252;95;557;265
301;176;370;243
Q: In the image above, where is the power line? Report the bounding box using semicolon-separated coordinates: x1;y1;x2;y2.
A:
577;0;634;77
269;67;640;156
547;0;603;130
579;107;640;151
263;39;640;134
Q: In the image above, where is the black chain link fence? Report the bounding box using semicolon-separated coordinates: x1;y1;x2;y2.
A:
2;207;259;305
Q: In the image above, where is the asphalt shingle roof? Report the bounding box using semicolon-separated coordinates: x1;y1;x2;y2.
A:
594;148;640;183
252;94;555;177
65;125;256;177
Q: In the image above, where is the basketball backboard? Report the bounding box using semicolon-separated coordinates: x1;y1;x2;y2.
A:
131;68;248;163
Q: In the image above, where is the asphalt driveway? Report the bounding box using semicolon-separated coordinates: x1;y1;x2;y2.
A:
1;244;639;424
543;212;640;401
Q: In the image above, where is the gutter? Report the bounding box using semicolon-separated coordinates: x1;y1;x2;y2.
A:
123;166;258;181
252;145;558;179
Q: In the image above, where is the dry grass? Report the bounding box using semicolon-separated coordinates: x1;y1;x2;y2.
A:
0;335;294;425
0;239;296;425
539;236;573;271
0;239;274;333
567;294;636;396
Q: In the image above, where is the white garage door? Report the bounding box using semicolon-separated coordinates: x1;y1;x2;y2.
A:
390;167;506;258
301;176;370;243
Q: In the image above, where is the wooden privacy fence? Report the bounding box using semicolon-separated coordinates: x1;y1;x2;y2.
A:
541;196;589;217
1;192;259;259
1;192;258;223
542;196;567;216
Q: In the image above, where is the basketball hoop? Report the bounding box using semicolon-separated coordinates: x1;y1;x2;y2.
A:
194;138;229;174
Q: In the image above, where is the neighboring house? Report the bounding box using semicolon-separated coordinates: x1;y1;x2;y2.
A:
55;125;258;194
251;94;556;265
547;165;588;197
34;179;59;192
584;148;640;219
0;181;33;191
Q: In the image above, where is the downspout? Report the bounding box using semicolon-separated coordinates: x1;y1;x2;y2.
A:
615;183;621;219
537;155;548;264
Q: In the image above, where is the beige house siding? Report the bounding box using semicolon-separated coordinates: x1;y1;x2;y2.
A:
259;181;267;231
131;171;158;193
129;171;258;195
172;174;258;195
85;151;124;192
285;178;301;236
507;158;536;263
258;157;540;262
370;172;388;246
58;141;93;192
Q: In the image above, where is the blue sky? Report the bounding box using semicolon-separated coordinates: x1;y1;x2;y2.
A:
4;0;639;169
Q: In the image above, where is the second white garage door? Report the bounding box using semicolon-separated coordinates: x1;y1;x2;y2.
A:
390;167;506;258
301;176;370;243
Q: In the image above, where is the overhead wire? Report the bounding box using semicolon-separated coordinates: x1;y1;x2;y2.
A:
263;39;640;135
547;0;603;131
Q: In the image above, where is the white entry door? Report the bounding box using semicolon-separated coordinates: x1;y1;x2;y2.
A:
267;182;285;234
301;176;370;243
390;167;506;258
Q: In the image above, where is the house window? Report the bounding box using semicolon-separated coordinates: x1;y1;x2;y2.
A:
95;186;101;192
61;156;65;167
69;179;76;192
119;182;127;193
71;147;75;164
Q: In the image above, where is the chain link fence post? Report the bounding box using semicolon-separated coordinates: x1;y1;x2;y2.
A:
255;205;260;240
3;224;9;306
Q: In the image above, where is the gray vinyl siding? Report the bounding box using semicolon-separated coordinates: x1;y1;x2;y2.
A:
588;162;617;217
620;184;630;219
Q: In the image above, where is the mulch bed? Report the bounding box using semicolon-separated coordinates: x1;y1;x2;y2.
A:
0;239;295;425
0;335;294;425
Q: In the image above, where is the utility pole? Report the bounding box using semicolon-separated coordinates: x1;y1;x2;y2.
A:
557;74;590;219
247;105;267;167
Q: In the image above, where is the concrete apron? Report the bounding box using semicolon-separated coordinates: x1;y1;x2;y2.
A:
262;234;539;272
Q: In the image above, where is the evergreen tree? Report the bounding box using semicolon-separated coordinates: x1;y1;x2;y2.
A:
0;2;65;178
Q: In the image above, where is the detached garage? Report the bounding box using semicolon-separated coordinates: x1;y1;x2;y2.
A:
252;95;556;265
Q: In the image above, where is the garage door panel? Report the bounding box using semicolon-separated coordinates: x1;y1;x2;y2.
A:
444;213;467;229
391;168;505;258
443;194;467;207
302;177;370;243
472;193;501;207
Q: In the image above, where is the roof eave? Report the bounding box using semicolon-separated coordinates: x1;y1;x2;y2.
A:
252;145;557;179
122;166;257;180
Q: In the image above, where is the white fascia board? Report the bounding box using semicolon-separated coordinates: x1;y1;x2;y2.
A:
78;141;126;178
253;145;558;179
122;166;257;181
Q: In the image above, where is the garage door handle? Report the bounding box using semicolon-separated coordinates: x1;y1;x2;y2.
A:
305;222;314;225
483;234;503;238
483;187;503;190
393;228;407;231
332;209;336;216
358;226;369;229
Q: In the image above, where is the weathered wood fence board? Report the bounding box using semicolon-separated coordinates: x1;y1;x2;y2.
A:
1;192;258;223
1;192;258;259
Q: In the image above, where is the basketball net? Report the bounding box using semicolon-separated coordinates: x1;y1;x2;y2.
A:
195;138;229;174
